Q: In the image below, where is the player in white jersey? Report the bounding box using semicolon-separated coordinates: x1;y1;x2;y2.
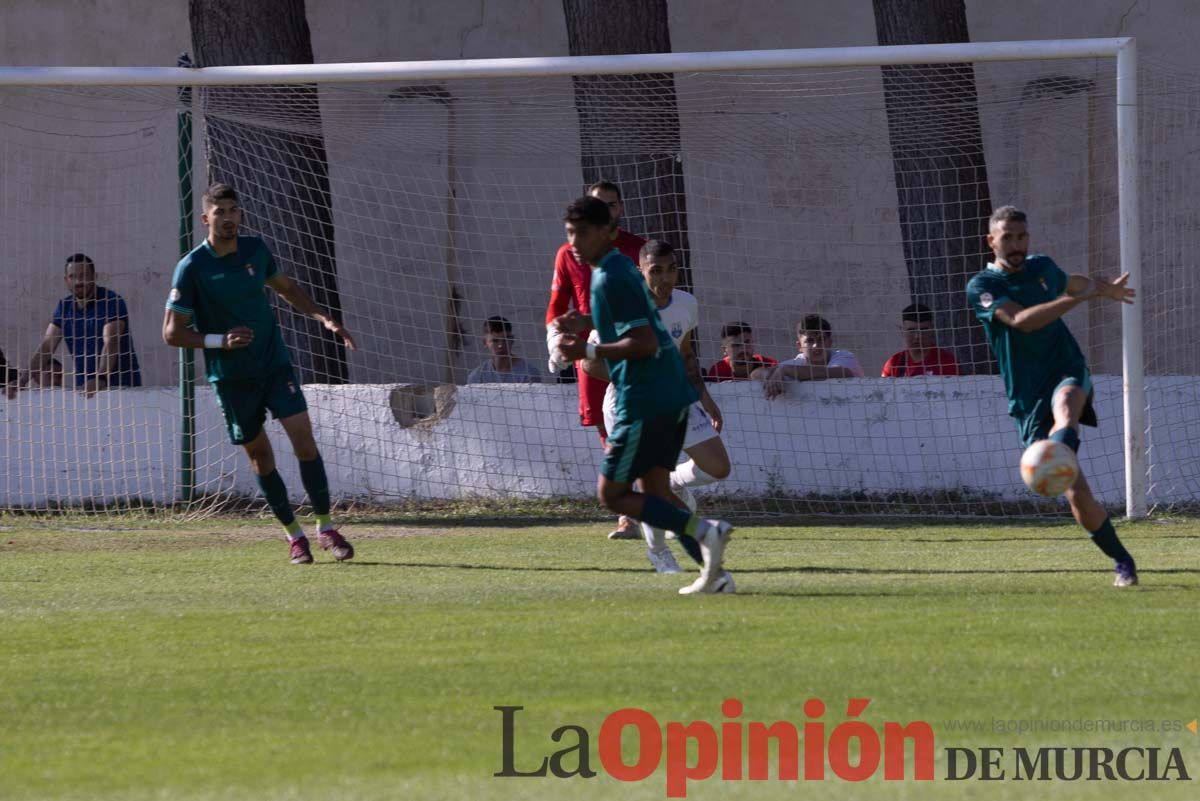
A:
585;240;732;575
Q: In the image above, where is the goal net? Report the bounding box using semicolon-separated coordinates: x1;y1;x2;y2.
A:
0;41;1195;519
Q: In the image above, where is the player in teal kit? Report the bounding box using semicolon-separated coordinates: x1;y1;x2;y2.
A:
966;206;1138;587
554;196;735;594
162;184;358;565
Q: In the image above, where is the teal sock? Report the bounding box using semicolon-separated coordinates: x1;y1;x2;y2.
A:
255;470;295;527
1088;517;1133;564
641;494;691;535
1050;427;1081;453
298;455;331;516
674;533;704;566
640;495;702;565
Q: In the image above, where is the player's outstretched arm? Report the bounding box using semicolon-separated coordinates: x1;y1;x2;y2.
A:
992;296;1081;334
265;273;357;351
993;272;1134;335
1067;272;1135;304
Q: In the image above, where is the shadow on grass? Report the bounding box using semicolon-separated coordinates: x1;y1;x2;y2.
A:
746;533;1200;544
740;566;1200;576
318;561;1200;579
328;560;649;574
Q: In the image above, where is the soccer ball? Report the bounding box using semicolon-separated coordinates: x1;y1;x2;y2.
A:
1019;440;1079;497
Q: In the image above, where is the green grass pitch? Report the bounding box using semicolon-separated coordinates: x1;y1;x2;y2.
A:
1;517;1197;800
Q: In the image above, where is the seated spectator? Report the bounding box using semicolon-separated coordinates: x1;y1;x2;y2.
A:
881;303;960;377
466;316;542;384
706;322;778;381
760;314;863;399
6;253;140;399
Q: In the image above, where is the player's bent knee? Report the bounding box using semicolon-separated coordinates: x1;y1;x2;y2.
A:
708;458;732;481
1053;384;1086;414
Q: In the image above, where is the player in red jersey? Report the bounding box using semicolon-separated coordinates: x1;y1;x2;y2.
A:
546;180;646;538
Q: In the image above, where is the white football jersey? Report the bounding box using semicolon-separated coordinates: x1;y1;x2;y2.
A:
657;289;699;350
779;349;865;377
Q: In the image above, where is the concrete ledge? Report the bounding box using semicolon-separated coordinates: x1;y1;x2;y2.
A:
1;375;1197;508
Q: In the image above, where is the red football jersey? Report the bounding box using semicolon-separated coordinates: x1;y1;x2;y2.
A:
880;347;960;377
545;228;646;428
545;228;646;323
705;354;778;381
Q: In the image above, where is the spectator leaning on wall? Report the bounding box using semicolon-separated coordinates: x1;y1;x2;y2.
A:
5;253;141;399
705;322;778;382
758;314;863;399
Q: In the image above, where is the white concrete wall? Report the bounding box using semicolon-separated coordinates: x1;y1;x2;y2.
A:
2;377;1197;509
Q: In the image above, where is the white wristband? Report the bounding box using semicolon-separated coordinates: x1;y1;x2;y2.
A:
204;333;225;350
585;342;598;360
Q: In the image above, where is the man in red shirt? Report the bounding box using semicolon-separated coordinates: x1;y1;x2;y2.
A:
880;303;961;377
705;322;778;381
545;180;646;538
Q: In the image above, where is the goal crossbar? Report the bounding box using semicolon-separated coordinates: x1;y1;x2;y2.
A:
0;38;1133;86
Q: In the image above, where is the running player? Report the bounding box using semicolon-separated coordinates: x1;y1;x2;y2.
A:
584;240;732;574
554;196;734;594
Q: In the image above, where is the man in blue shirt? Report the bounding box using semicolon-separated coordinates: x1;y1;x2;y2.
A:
6;253;140;399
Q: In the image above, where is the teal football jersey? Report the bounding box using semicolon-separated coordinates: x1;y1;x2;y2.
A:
966;255;1087;416
166;236;290;382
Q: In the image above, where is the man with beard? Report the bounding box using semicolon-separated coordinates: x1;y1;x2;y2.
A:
163;183;357;566
966;205;1138;587
6;253;140;399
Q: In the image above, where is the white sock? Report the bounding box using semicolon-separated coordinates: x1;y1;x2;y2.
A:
640;522;668;551
671;459;719;490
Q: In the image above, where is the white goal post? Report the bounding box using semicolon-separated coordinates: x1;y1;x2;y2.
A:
0;38;1165;519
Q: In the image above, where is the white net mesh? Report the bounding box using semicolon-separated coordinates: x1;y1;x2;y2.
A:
0;53;1196;518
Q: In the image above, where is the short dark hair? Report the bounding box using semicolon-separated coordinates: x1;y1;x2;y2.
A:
720;322;752;340
64;253;95;273
483;316;512;335
587;180;622;200
990;205;1026;227
639;239;675;262
798;314;832;336
203;183;239;208
563;196;611;228
901;303;934;325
